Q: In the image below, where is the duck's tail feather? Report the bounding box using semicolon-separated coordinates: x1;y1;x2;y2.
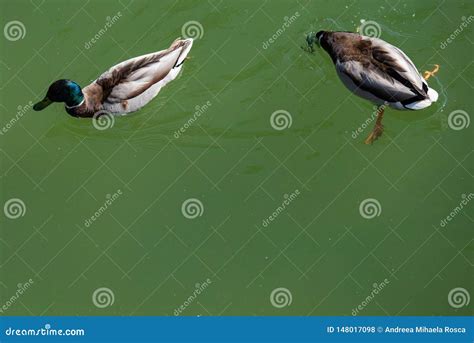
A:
173;38;193;69
427;87;439;102
404;99;432;110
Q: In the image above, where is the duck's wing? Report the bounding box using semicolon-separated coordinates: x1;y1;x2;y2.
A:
370;36;428;95
336;60;417;103
95;39;191;104
336;36;428;104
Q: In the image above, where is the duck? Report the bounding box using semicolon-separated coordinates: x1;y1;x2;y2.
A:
33;38;193;118
306;31;439;144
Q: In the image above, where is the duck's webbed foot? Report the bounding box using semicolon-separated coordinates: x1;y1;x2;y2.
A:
423;64;440;80
364;122;384;144
364;106;385;145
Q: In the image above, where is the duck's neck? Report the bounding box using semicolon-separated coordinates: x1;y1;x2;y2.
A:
65;92;85;108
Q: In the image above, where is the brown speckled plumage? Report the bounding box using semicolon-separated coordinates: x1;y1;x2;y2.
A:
316;31;437;110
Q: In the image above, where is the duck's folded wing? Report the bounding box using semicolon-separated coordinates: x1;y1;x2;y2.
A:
336;59;423;103
95;46;184;103
369;37;428;96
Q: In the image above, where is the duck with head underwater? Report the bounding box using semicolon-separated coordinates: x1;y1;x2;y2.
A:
33;37;193;118
306;30;440;144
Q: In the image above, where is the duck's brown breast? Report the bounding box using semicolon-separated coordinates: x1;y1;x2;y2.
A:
68;83;103;118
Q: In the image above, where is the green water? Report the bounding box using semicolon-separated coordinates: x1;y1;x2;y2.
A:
0;0;472;316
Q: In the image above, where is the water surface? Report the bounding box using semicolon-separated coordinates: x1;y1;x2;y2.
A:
0;0;472;316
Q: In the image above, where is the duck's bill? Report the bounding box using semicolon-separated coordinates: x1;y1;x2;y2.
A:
33;97;52;111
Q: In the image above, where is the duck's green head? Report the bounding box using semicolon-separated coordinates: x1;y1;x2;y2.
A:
33;79;84;111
